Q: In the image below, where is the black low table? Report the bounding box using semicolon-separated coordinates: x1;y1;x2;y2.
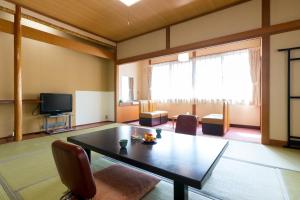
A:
67;125;228;200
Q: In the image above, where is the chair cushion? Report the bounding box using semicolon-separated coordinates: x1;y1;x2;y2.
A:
202;114;223;125
157;110;168;117
93;165;160;200
140;111;161;118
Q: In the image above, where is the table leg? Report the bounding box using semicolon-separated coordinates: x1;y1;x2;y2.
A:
174;181;188;200
84;148;91;163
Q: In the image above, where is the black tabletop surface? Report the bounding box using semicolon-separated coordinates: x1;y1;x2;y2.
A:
67;125;228;189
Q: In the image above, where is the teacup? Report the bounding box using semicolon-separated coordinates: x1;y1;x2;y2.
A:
119;139;128;148
156;128;162;138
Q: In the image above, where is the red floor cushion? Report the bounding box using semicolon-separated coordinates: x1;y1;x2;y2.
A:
93;165;160;200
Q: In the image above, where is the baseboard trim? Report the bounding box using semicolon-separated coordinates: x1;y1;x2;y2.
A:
230;124;260;130
123;119;139;123
269;139;287;147
0;121;114;140
74;121;113;128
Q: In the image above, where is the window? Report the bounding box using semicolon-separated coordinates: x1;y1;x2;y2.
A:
151;61;193;102
194;49;253;104
121;76;134;102
150;49;258;105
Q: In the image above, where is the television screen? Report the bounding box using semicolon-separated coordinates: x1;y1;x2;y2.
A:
40;93;72;115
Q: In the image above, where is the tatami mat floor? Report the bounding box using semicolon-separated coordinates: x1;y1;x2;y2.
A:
0;123;299;200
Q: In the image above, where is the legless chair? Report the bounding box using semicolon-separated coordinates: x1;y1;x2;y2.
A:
52;140;159;200
201;101;230;136
139;100;168;126
175;115;198;135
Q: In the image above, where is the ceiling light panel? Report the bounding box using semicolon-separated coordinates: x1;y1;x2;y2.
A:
119;0;140;6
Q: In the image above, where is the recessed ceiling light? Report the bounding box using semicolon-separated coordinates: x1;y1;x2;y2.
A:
119;0;140;6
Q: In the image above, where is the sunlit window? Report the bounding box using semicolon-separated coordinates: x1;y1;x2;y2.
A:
151;49;255;104
195;49;253;104
121;76;134;102
151;61;193;102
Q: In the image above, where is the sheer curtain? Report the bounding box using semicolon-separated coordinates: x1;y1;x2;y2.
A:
222;50;253;104
194;49;253;104
249;48;261;105
194;54;223;102
151;61;193;102
150;49;259;105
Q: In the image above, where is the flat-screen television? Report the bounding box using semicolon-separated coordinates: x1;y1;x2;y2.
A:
40;93;72;115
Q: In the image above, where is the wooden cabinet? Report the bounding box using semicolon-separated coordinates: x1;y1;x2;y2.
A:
117;104;139;123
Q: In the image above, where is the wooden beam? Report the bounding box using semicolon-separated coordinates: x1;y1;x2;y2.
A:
117;18;300;64
265;19;300;35
0;18;13;33
0;5;115;48
14;5;22;141
22;26;114;59
166;26;170;49
4;0;116;43
0;18;114;59
261;0;270;145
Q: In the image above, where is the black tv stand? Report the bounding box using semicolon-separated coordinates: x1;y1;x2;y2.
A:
44;113;72;134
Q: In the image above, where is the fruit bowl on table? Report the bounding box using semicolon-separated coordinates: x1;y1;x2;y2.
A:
142;133;157;145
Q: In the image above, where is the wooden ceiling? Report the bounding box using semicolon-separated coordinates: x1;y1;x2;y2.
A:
7;0;247;42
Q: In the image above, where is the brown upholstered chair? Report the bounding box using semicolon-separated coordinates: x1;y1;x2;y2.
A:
52;140;159;200
175;115;198;135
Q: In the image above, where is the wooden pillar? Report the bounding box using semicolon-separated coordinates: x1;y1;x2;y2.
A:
192;51;196;115
261;0;270;144
166;26;170;49
14;5;23;141
114;47;118;122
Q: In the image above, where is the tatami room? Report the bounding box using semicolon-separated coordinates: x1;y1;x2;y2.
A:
0;0;300;200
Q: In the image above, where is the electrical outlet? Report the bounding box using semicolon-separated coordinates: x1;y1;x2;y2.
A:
105;115;108;120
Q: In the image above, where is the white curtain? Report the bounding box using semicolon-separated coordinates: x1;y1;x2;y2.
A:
249;48;261;106
151;61;193;102
194;54;223;102
194;49;253;104
150;49;259;105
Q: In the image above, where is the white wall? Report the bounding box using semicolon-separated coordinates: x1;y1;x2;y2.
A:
271;0;300;25
75;91;114;125
170;0;261;47
270;30;300;141
117;0;261;59
117;29;166;59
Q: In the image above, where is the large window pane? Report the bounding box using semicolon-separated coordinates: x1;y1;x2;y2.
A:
150;49;256;105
